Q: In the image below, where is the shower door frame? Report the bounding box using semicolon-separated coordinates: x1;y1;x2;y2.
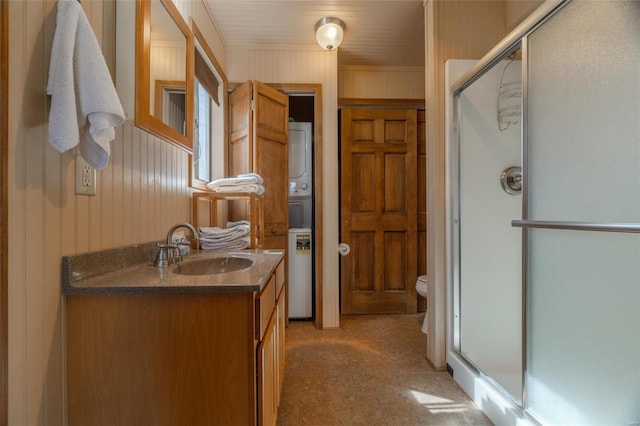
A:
450;42;526;400
446;0;569;420
450;0;640;422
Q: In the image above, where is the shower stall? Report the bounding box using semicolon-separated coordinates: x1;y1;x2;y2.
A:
446;1;640;424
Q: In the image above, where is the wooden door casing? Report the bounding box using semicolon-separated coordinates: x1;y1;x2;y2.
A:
417;110;428;312
340;109;418;314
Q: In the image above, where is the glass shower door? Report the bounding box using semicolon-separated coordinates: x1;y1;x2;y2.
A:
456;51;523;404
523;1;640;424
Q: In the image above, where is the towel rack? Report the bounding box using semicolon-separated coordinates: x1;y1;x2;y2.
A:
192;192;264;249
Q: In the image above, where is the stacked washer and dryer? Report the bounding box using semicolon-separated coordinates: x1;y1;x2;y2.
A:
288;122;313;319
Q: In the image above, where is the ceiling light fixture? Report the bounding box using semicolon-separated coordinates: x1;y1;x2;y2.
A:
314;17;345;51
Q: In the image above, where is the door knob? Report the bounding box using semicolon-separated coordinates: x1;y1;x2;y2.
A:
338;243;351;256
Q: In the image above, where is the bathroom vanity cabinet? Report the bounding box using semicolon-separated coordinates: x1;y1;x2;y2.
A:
65;252;285;426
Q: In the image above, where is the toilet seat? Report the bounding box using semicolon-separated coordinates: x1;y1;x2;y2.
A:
416;275;428;297
416;276;429;334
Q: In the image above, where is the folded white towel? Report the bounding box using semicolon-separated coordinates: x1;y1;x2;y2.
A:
207;174;264;187
199;228;250;243
237;173;264;184
200;222;250;242
47;0;125;170
200;223;250;235
199;221;252;250
226;220;250;228
209;184;265;195
200;237;251;251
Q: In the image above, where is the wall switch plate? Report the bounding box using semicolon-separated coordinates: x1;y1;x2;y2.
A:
75;152;96;195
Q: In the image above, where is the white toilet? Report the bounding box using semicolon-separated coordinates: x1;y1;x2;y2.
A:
416;275;429;334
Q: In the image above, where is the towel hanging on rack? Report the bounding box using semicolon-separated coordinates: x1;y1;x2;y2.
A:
47;0;125;170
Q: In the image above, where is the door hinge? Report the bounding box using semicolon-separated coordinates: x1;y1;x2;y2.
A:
250;99;255;111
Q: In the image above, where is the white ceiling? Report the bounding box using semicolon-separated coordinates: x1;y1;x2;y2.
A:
203;0;426;67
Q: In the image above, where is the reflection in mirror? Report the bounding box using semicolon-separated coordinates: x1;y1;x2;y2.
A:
189;19;228;190
149;0;186;130
195;81;212;182
135;0;193;150
154;80;186;133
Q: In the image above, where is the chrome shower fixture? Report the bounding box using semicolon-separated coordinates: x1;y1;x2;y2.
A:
500;166;522;195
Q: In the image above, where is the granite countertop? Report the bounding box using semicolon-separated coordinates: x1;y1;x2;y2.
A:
63;242;284;295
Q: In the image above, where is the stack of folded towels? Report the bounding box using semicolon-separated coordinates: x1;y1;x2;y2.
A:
206;173;265;195
199;220;251;250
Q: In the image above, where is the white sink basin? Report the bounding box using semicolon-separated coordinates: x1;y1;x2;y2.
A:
173;257;254;275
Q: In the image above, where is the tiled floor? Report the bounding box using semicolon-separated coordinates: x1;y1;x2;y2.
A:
277;314;492;426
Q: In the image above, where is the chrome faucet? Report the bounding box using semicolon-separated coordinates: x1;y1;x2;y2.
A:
166;222;199;245
153;223;199;268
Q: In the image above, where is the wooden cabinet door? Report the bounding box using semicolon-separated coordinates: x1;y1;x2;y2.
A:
276;286;286;403
340;108;418;314
229;81;253;177
253;81;289;249
257;312;278;426
228;81;289;250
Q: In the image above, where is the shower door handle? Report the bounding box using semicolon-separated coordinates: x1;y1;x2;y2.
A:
511;220;640;234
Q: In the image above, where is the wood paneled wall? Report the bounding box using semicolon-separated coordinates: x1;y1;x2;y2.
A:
174;0;227;72
227;47;341;329
150;42;187;81
338;66;425;99
424;0;508;369
506;0;544;30
0;0;7;424
4;1;224;424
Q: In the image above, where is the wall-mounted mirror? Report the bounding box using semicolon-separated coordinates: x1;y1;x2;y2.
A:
189;19;228;190
135;0;193;151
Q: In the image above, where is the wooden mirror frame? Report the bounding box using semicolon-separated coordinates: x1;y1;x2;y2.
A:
189;19;228;190
135;0;194;151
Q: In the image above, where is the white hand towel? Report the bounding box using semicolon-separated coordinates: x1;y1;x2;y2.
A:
47;0;125;170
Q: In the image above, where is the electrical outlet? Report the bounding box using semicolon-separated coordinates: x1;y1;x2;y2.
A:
75;153;96;195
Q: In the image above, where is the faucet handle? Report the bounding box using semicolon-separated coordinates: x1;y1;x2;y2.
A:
153;243;171;268
167;244;182;264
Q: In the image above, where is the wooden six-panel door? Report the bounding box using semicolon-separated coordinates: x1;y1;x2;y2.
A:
340;109;418;314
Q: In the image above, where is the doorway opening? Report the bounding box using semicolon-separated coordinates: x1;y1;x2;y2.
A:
270;84;323;329
287;95;315;322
